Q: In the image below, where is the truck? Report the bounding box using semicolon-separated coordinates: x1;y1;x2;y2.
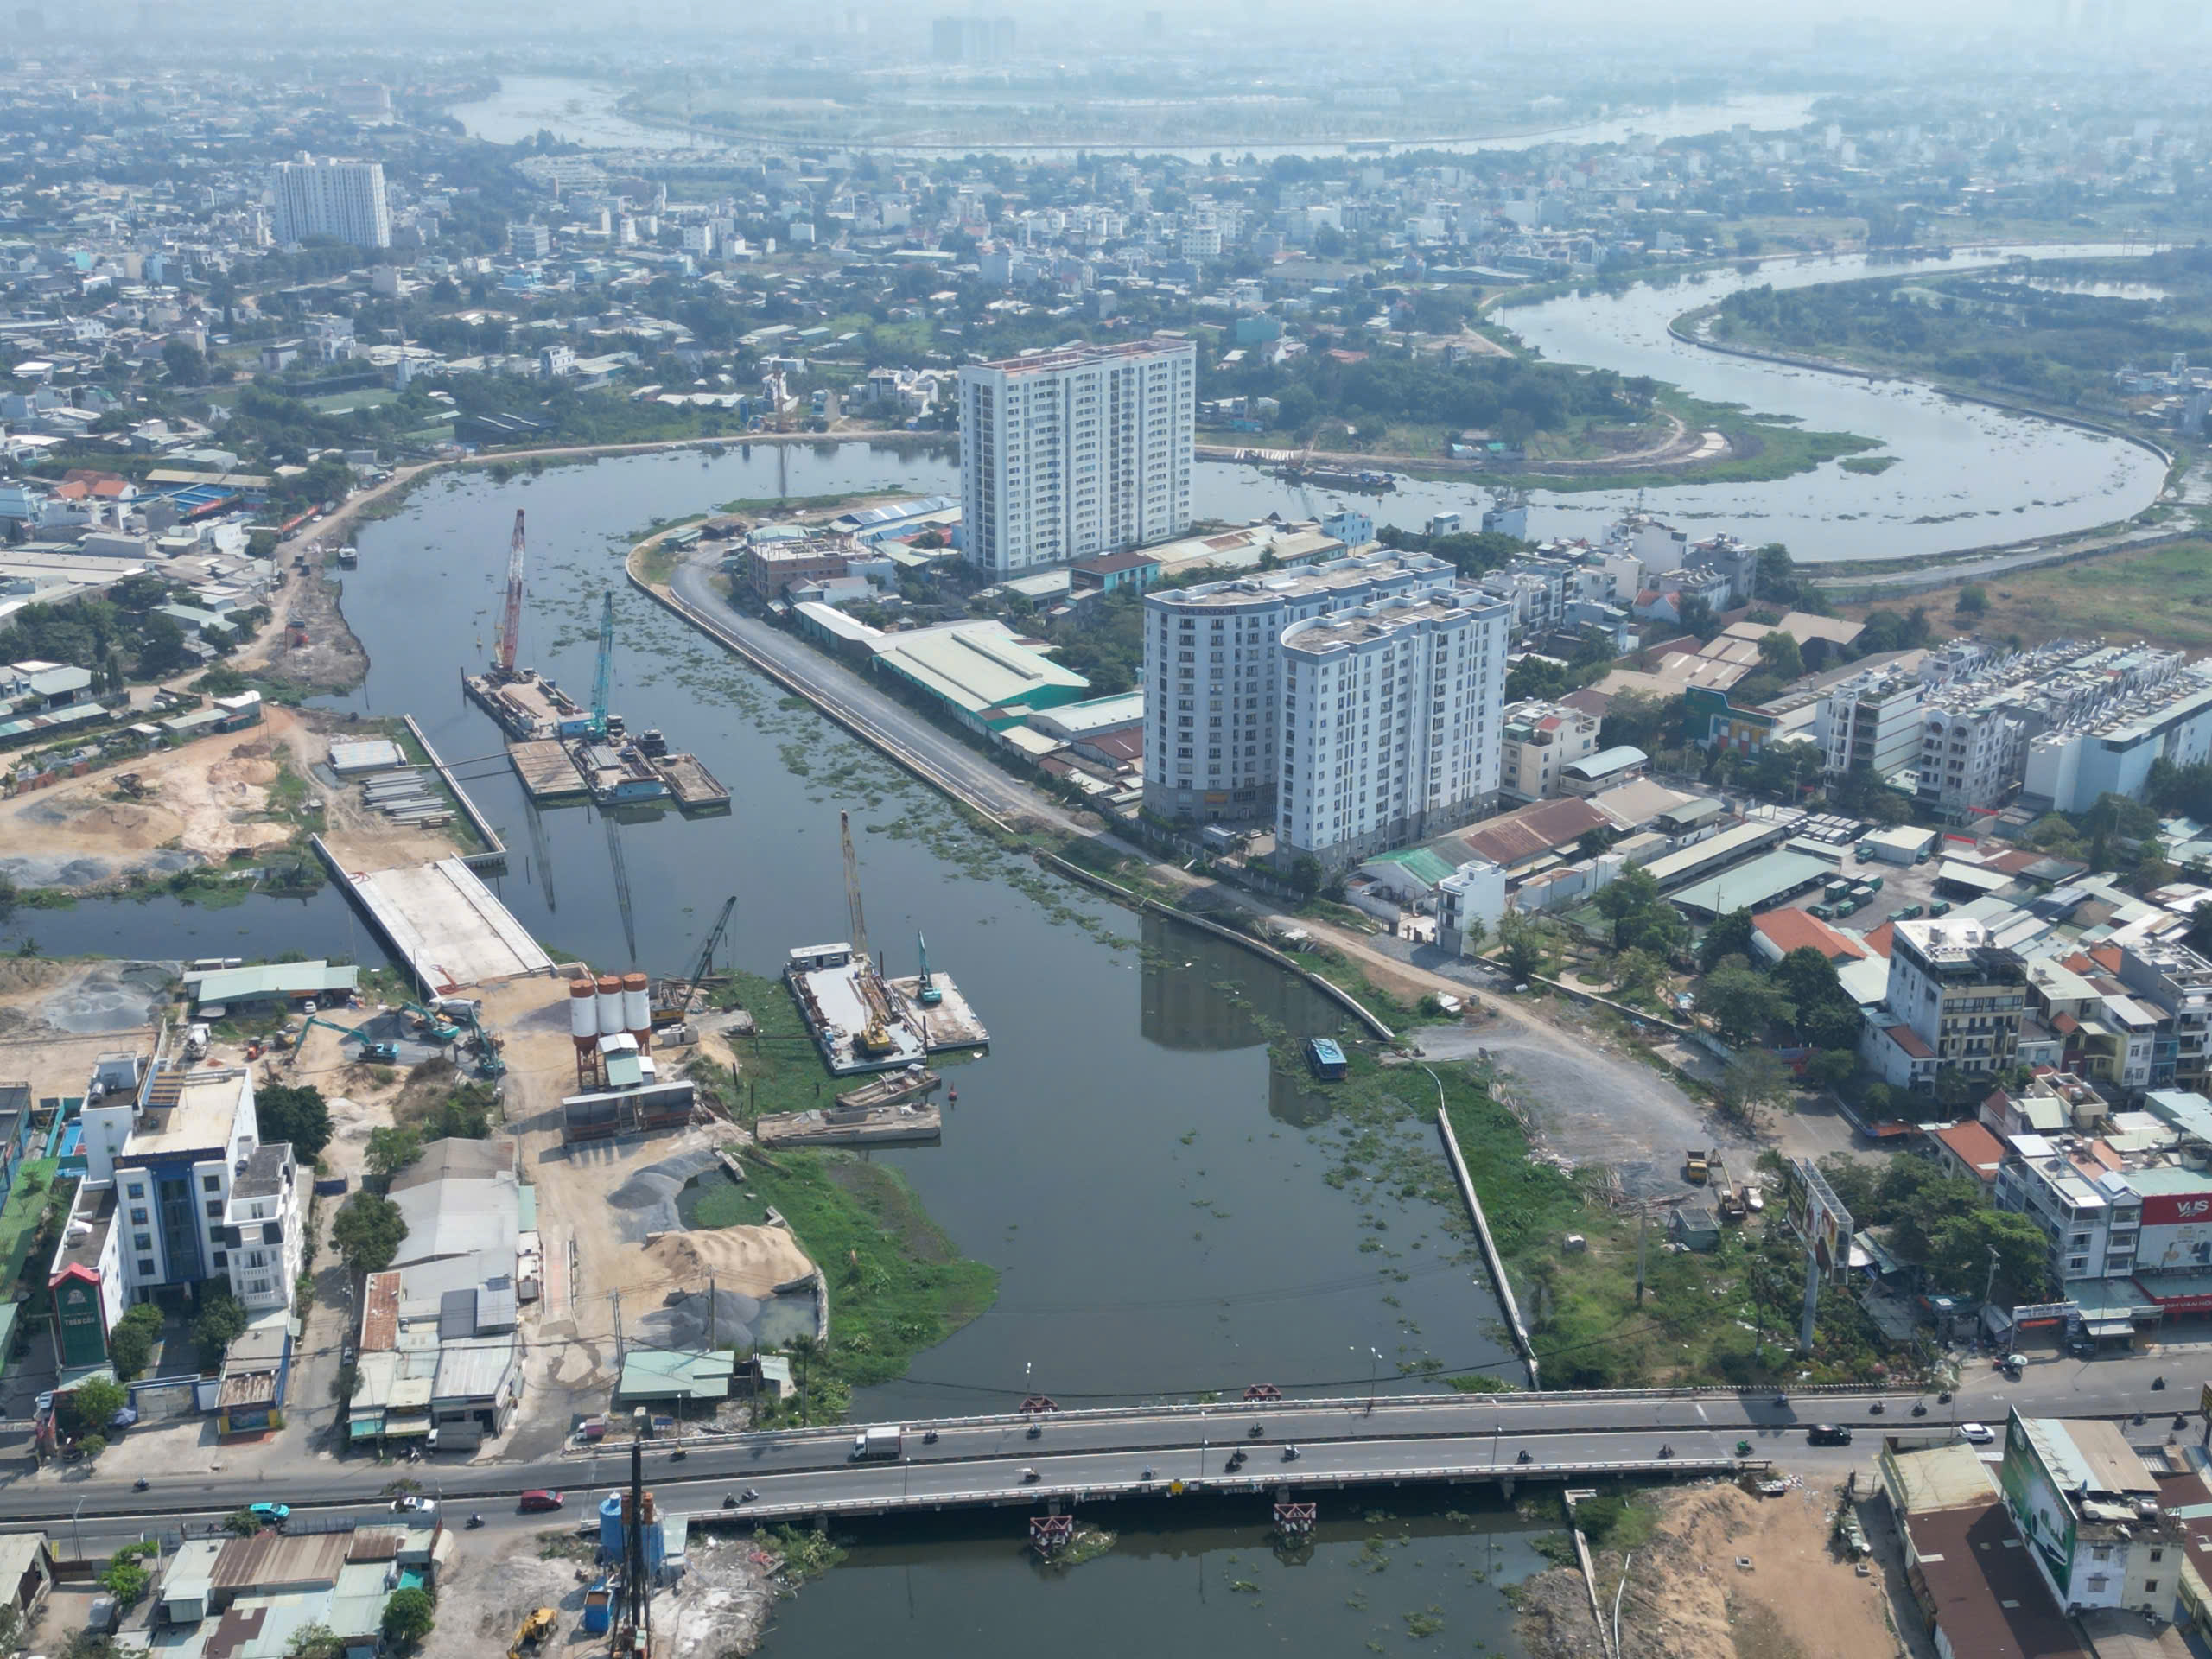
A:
1684;1149;1709;1184
184;1023;210;1060
851;1425;903;1460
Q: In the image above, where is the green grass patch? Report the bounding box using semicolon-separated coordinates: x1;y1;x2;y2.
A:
730;1145;999;1404
1840;454;1900;474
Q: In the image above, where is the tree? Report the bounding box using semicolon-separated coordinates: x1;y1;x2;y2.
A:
98;1552;148;1606
1458;914;1489;956
365;1126;423;1183
194;1289;249;1357
1700;908;1757;974
1718;1050;1793;1131
1805;1049;1858;1090
285;1625;344;1659
332;1192;409;1275
1288;855;1324;899
1758;630;1803;682
1698;957;1796;1046
162;338;210;386
381;1588;435;1649
67;1375;127;1434
1676;594;1718;640
104;1311;155;1382
1925;1207;2050;1304
1955;583;1989;617
1594;867;1662;950
254;1083;332;1159
1754;543;1802;606
1497;912;1546;982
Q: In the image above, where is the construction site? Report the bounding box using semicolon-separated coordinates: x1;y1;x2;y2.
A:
784;813;988;1077
464;512;727;813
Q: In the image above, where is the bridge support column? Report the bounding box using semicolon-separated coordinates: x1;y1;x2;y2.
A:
1500;1478;1516;1501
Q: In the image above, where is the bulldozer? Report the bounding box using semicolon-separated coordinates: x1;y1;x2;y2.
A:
509;1608;559;1659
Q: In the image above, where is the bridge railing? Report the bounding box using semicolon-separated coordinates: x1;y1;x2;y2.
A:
575;1382;1904;1457
726;1456;1770;1520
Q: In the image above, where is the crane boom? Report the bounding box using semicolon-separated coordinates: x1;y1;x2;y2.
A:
497;510;527;677
688;895;737;987
589;590;614;737
840;810;869;965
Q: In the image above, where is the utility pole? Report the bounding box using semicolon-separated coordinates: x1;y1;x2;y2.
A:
1635;1205;1649;1306
1983;1245;2001;1313
1799;1243;1821;1355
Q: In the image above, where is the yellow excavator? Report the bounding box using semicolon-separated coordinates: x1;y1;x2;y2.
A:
509;1608;559;1659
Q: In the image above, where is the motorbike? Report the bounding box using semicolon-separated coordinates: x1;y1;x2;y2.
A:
1658;1445;1675;1459
1282;1446;1300;1461
2154;1376;2168;1391
133;1478;149;1492
466;1515;484;1530
1771;1394;1788;1408
1141;1467;1155;1481
2178;1414;2191;1430
721;1495;738;1510
1026;1423;1042;1440
1937;1391;1952;1404
1869;1402;1885;1415
1247;1423;1264;1438
671;1448;687;1461
1911;1404;1927;1417
924;1430;939;1444
742;1489;759;1503
1021;1466;1040;1484
1734;1440;1752;1456
1516;1449;1532;1464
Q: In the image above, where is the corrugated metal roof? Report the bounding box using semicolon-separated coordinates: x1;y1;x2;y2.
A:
437;1288;476;1343
182;961;360;1003
211;1531;349;1592
432;1335;518;1402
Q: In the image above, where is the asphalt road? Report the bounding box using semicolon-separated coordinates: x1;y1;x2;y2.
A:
7;1357;2196;1534
664;550;1080;832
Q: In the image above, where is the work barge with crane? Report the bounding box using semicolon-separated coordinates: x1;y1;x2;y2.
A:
461;511;728;811
783;812;989;1077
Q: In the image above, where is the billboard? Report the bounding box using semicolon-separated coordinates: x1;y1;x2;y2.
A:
1788;1158;1855;1282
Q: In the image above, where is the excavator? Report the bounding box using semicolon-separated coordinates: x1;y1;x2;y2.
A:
288;1014;398;1066
508;1608;558;1659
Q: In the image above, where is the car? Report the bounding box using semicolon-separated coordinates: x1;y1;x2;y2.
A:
248;1503;289;1526
518;1490;565;1513
1959;1422;1995;1446
1806;1424;1853;1446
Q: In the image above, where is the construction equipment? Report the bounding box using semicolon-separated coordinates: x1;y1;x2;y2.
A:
840;811;896;1055
402;1002;463;1045
588;589;615;740
1684;1148;1709;1184
655;894;735;1028
458;1008;505;1078
507;1607;558;1659
916;931;942;1007
496;511;527;679
1712;1149;1745;1221
291;1014;397;1066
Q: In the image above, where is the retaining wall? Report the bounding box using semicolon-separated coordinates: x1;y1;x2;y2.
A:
1436;1106;1541;1389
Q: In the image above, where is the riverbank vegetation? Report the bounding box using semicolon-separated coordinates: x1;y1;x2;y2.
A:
1706;249;2212;423
1836;537;2212;654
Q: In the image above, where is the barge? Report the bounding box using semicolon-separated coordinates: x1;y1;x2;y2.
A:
753;1100;941;1150
508;739;588;801
649;750;731;812
462;666;589;742
567;737;671;806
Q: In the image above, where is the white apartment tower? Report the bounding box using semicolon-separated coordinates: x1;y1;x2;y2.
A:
1279;590;1510;868
959;337;1195;579
1142;552;1459;825
271;155;391;250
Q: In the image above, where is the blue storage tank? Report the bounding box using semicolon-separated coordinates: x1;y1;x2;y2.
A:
641;1514;665;1580
597;1495;624;1562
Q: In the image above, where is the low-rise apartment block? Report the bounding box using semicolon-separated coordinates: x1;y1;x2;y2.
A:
1497;698;1601;802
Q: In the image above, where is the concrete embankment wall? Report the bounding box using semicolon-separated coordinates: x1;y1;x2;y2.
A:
1436;1105;1541;1389
400;714;506;868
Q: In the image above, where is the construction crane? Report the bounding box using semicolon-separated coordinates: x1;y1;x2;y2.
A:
589;589;616;740
605;812;637;966
495;510;527;679
916;931;942;1007
840;810;870;964
655;894;735;1029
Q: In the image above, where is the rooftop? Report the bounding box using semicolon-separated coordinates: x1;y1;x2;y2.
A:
870;620;1089;716
123;1068;247;1163
1281;593;1489;651
972;335;1192;376
1146;550;1451;610
1901;1502;2086;1659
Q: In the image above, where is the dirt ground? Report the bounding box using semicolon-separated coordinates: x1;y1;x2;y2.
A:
428;1525;776;1659
0;707;322;890
0;958;166;1101
1517;1480;1902;1659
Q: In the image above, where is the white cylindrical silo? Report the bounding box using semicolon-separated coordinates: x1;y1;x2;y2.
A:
621;972;651;1035
568;978;597;1042
595;975;624;1036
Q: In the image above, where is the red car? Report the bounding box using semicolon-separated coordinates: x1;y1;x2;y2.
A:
518;1491;564;1513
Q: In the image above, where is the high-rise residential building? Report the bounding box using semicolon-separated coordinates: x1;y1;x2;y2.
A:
931;14;1016;60
958;338;1194;580
1141;551;1457;826
270;155;391;250
1816;667;1925;779
509;220;552;258
1278;590;1510;869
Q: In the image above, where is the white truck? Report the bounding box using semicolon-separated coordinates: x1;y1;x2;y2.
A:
184;1023;211;1060
850;1425;903;1460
